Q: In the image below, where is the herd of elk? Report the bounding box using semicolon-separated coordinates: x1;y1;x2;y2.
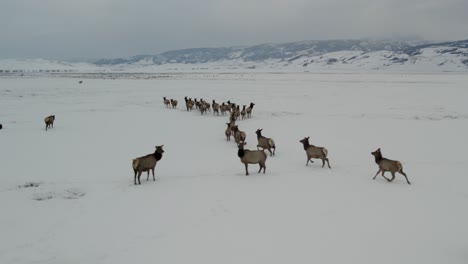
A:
17;96;409;186
155;96;409;184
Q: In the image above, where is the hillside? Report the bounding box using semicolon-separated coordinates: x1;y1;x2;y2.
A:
1;39;468;72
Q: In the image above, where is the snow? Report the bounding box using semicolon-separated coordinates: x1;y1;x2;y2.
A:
0;59;101;72
1;73;468;264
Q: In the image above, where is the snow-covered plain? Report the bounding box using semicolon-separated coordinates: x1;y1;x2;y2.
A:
1;73;468;264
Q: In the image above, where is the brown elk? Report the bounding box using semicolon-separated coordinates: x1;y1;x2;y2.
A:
44;115;55;131
132;145;165;185
163;97;170;108
255;129;276;156
170;99;178;109
237;142;267;175
246;102;255;118
371;148;410;184
299;137;331;168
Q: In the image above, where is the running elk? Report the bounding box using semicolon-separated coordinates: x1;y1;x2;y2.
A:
299;137;331;168
255;129;276;156
371;148;410;184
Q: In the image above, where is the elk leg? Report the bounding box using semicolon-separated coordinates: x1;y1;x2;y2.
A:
258;164;262;173
152;169;155;181
134;170;137;185
389;172;396;182
373;169;382;180
381;171;391;181
245;164;249;176
398;170;410;184
322;159;325;168
137;171;142;185
147;171;150;181
326;158;331;169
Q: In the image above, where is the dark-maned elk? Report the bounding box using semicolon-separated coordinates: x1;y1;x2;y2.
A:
170;99;178;109
163;97;170;108
132;145;165;185
371;148;410;184
44;115;55;131
212;100;220;115
237;142;267;175
255;129;276;156
246;102;255;118
299;137;331;168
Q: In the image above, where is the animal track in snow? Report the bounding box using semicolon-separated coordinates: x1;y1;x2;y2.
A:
32;192;54;201
18;182;41;188
17;181;87;201
61;188;86;199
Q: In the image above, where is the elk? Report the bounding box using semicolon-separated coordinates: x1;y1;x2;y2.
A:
225;123;232;141
188;98;194;111
246;102;255;118
132;145;165;185
203;101;211;112
234;105;241;120
170;99;178;109
299;137;331;168
199;103;207;115
255;129;276;156
228;114;236;135
371;148;410;184
220;103;230;115
232;125;246;144
184;96;191;111
237;142;267;176
241;105;247;120
163;97;170;108
44;115;55;131
212;100;220;115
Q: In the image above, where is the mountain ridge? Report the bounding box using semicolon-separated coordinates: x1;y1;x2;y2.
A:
1;39;468;72
93;39;467;65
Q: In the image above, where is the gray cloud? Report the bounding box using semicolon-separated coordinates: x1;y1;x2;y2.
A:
1;0;467;60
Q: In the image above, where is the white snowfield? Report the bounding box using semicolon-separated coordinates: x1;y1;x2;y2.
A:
0;73;467;264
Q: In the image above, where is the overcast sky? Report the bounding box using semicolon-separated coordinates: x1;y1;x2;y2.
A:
1;0;467;60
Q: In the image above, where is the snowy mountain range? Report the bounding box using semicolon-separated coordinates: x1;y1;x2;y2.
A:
1;39;468;72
